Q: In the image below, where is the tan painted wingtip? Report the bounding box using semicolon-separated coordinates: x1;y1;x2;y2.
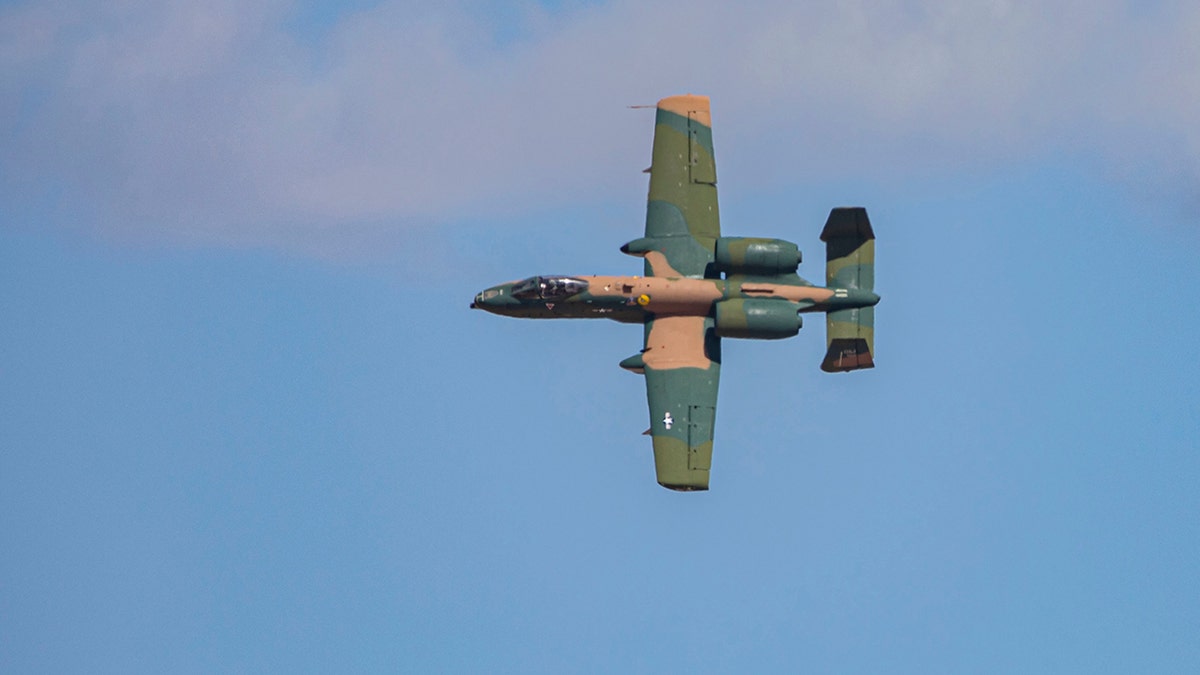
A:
656;94;711;127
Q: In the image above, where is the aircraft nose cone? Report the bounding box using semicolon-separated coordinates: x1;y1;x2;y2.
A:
473;289;503;312
472;284;519;315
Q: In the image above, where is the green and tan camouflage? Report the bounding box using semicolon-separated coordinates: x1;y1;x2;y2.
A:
820;207;876;372
472;95;880;491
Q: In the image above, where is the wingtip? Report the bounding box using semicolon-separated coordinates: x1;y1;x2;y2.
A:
655;94;711;126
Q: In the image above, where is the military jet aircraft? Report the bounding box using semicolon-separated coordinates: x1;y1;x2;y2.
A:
472;94;878;491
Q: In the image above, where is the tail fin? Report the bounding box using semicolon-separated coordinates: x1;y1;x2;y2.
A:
820;208;875;372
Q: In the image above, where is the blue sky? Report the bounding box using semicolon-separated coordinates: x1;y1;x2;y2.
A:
2;1;1199;673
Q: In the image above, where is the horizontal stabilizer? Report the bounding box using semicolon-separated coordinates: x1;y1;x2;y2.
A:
821;207;875;291
822;307;875;372
821;207;876;372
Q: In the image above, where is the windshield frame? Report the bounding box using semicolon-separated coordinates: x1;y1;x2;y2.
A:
510;276;588;301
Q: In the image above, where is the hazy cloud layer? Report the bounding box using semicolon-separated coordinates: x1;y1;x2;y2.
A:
2;0;1197;255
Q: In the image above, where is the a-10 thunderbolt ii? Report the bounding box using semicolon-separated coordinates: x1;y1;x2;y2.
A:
472;94;879;491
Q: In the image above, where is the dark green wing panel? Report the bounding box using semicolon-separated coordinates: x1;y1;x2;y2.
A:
640;95;721;278
641;314;721;491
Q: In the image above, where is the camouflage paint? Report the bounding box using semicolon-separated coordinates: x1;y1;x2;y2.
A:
820;208;877;372
714;237;802;274
471;95;880;491
640;96;719;279
713;298;803;339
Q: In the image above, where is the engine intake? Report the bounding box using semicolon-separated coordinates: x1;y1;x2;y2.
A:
714;299;802;340
714;237;801;275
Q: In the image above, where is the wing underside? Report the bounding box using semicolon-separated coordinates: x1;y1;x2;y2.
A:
639;95;721;279
641;314;721;491
637;95;724;491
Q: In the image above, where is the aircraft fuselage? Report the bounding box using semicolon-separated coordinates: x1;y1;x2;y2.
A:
471;274;879;322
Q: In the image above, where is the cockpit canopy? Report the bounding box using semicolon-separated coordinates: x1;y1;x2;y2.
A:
511;276;589;300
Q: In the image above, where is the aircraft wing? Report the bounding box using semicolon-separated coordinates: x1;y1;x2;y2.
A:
632;94;721;279
641;314;721;491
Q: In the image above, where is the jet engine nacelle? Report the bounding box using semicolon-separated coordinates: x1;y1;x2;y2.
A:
714;237;802;275
714;299;803;340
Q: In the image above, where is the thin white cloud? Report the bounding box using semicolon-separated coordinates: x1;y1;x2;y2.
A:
2;0;1196;256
